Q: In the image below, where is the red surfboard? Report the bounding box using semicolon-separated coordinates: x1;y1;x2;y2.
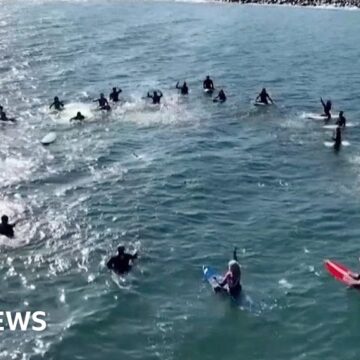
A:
324;259;359;286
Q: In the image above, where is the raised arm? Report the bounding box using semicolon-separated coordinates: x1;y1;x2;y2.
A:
233;247;238;261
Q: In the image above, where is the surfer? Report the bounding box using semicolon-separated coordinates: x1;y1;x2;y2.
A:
321;98;332;120
203;76;214;91
217;248;242;297
107;245;138;275
332;125;342;151
70;112;85;122
0;215;17;238
256;88;273;105
336;111;346;128
94;93;111;111
213;89;226;103
147;90;163;105
0;111;16;123
176;81;189;95
49;96;64;111
109;87;122;102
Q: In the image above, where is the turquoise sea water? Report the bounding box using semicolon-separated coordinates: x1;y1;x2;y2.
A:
1;1;360;359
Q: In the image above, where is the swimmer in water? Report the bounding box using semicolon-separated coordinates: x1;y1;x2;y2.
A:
332;125;342;151
147;90;163;104
0;111;16;123
213;89;226;103
70;112;85;122
336;111;346;128
321;98;332;121
94;93;111;111
0;215;17;238
176;81;189;95
109;87;122;102
203;76;214;91
107;245;138;275
216;247;242;297
256;88;273;105
49;96;64;111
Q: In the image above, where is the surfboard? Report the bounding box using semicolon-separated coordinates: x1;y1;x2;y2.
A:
204;88;214;95
323;123;354;130
324;259;360;287
324;140;350;147
308;114;338;121
203;266;224;293
254;102;270;107
41;132;57;146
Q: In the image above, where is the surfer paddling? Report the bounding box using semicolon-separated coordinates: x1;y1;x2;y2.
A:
107;245;138;275
215;247;242;297
321;98;332;121
0;215;17;238
255;88;273;105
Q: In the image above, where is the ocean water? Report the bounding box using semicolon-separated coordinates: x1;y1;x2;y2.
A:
1;1;360;359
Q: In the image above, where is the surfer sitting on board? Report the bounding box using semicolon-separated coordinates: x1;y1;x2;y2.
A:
49;96;64;111
213;89;226;103
0;215;17;238
217;248;242;297
0;110;16;123
336;111;346;128
70;112;85;122
107;245;138;275
332;126;342;151
321;98;332;121
109;87;122;102
147;90;163;105
256;88;273;105
176;81;189;95
203;76;214;91
94;93;111;111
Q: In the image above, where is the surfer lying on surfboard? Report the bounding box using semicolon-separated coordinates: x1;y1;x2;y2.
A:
49;96;65;111
215;248;242;297
70;112;85;122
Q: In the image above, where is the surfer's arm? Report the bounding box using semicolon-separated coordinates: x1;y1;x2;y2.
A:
267;94;274;103
233;247;238;261
320;98;325;108
49;103;54;109
107;258;115;270
176;82;180;89
218;273;229;288
159;91;163;98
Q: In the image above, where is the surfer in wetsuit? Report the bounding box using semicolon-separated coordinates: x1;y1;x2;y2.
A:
49;96;64;111
256;88;273;105
94;93;111;111
0;111;16;123
109;87;122;102
147;90;163;105
70;112;85;122
213;89;226;103
203;76;214;91
218;248;242;297
107;245;138;275
0;215;17;238
336;111;346;128
176;81;189;95
332;125;342;151
321;98;332;121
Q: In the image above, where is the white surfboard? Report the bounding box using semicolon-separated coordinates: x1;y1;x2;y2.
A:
41;132;57;145
254;102;270;107
308;114;338;121
324;140;350;147
204;88;214;95
323;123;354;130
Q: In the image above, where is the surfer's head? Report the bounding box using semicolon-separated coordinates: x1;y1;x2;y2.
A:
339;111;344;116
100;93;105;98
1;215;9;224
112;87;116;92
54;96;59;101
117;245;125;255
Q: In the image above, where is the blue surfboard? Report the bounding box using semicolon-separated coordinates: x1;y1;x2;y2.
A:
203;265;226;294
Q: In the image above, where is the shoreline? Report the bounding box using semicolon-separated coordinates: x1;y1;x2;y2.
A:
214;0;360;9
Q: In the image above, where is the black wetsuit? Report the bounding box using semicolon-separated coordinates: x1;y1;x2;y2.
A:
176;83;188;95
203;79;214;91
50;100;64;111
71;113;85;121
0;112;15;122
333;127;342;150
148;92;163;105
337;114;346;127
110;89;122;102
95;97;111;111
321;99;332;120
0;223;15;238
107;252;138;274
214;90;226;103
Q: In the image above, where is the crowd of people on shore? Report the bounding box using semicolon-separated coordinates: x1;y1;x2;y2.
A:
219;0;360;8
